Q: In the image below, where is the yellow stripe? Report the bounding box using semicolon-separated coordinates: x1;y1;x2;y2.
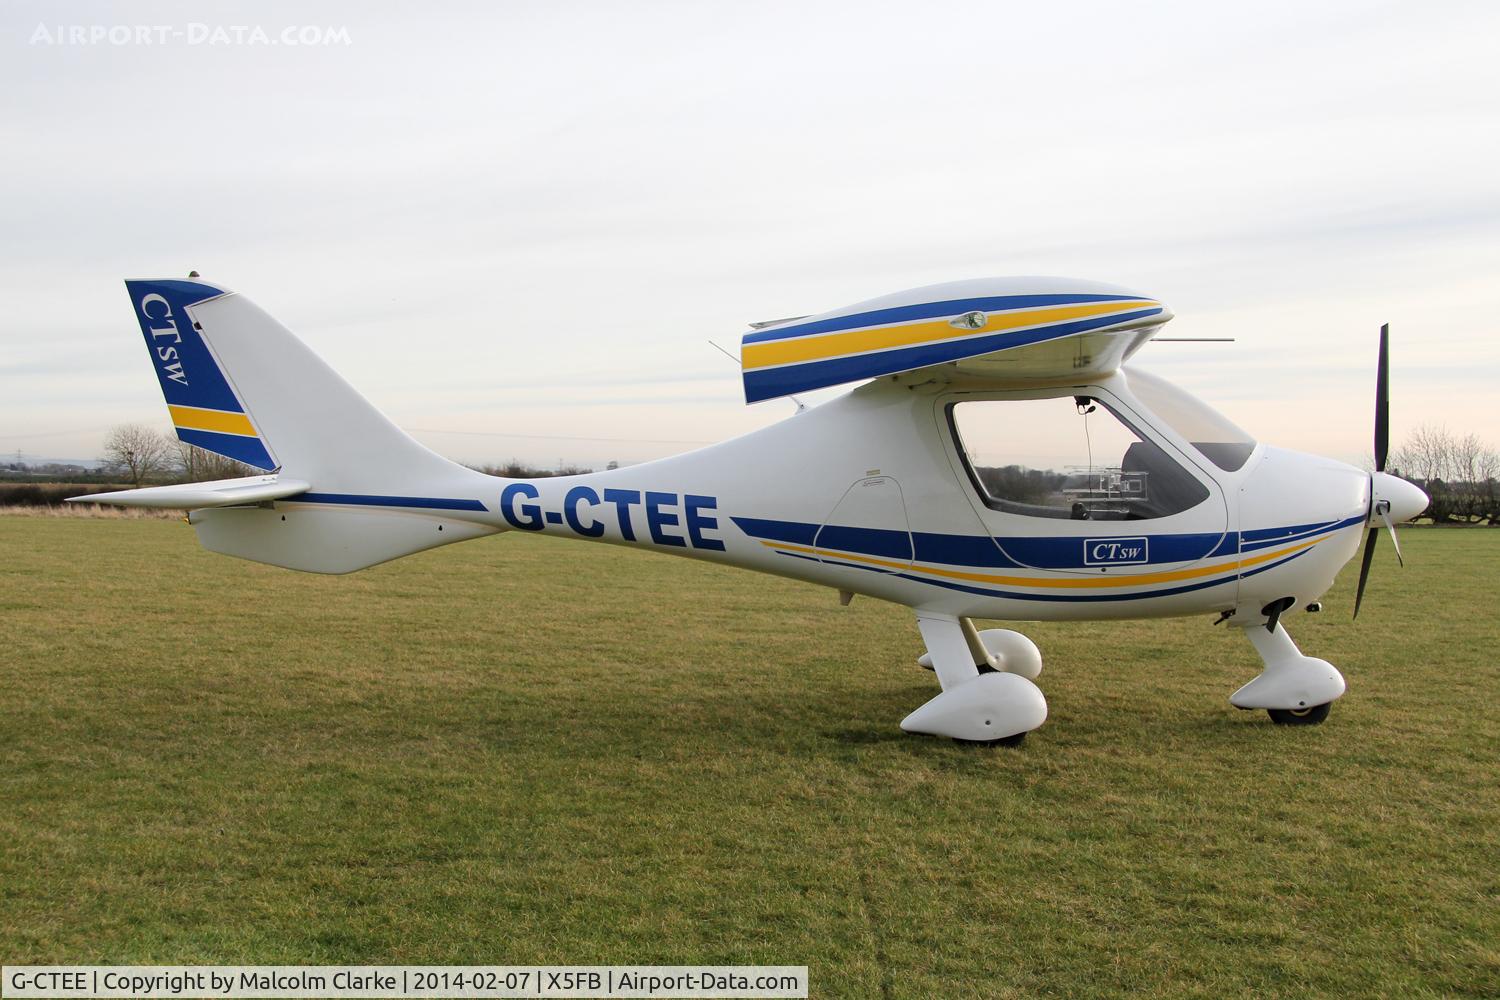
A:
763;534;1324;590
169;405;257;437
743;299;1159;371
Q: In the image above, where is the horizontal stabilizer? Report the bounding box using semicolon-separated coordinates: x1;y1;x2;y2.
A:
68;475;311;510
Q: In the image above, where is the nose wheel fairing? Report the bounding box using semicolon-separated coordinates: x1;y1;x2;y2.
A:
1229;621;1345;713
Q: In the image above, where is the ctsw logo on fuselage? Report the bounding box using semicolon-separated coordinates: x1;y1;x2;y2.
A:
140;293;189;386
501;484;725;550
1084;536;1149;565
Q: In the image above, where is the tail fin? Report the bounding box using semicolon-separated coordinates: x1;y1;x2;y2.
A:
124;277;465;490
118;278;496;574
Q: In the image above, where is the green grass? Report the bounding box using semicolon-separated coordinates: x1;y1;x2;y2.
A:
2;518;1497;998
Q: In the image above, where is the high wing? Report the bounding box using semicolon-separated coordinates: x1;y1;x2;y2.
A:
740;276;1172;403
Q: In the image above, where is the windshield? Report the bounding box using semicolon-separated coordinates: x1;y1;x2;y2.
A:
1123;368;1257;472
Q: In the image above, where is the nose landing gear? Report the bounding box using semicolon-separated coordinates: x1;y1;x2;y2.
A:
1267;703;1333;726
1229;617;1345;725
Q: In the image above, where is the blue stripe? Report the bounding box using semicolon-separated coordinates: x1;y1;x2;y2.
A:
996;530;1231;570
730;516;819;547
175;427;275;472
779;550;907;576
782;549;1309;604
743;293;1151;345
734;515;1361;571
815;523;912;560
913;531;1023;568
743;307;1163;403
737;516;1226;569
889;551;1309;603
294;492;487;512
1241;515;1363;550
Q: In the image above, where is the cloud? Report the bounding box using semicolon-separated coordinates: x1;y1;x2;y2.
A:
2;0;1498;468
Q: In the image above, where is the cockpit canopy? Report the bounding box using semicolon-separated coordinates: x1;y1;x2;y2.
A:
947;370;1257;523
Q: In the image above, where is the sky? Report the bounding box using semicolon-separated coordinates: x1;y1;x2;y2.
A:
2;0;1497;470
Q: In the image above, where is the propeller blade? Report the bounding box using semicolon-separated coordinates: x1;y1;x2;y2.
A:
1352;526;1379;619
1374;323;1389;472
1377;503;1405;567
1355;327;1398;618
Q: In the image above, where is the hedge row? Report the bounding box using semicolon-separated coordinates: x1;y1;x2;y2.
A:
0;483;127;506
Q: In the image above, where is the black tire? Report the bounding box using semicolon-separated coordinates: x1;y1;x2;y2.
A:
1268;703;1331;726
954;731;1027;747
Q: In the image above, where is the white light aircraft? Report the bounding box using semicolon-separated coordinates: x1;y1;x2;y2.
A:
75;275;1427;745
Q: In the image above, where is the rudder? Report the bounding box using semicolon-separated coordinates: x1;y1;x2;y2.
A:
127;278;277;470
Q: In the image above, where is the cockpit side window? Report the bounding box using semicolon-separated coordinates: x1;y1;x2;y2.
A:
948;396;1210;521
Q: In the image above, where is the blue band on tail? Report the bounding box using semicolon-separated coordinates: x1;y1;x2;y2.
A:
124;279;242;414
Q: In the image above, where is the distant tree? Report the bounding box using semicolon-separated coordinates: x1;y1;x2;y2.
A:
468;460;594;479
1391;425;1498;525
1391;425;1450;484
101;424;171;487
975;464;1067;506
175;442;254;482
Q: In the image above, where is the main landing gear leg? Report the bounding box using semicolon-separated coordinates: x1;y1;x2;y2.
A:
901;612;1048;745
1229;621;1346;725
915;617;1045;680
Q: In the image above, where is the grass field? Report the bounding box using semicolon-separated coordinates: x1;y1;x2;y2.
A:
2;517;1497;998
